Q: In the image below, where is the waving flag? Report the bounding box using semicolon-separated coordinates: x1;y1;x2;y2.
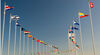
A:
33;37;36;40
71;26;79;30
24;31;30;34
40;41;44;44
11;15;20;20
21;28;26;31
5;5;14;11
28;34;32;38
89;2;94;8
79;12;89;18
36;39;40;42
74;21;79;25
69;29;73;33
16;22;21;26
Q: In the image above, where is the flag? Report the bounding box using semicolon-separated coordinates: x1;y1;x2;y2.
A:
33;37;36;40
71;37;76;44
28;34;32;38
74;21;79;25
36;39;40;42
16;22;21;26
71;26;79;30
21;28;26;31
76;44;79;49
11;15;20;20
69;30;73;33
24;31;30;34
40;41;44;44
5;5;14;11
90;2;94;8
79;12;89;18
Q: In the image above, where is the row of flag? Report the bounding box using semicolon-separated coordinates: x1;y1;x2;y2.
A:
4;2;59;54
68;0;94;50
15;18;59;49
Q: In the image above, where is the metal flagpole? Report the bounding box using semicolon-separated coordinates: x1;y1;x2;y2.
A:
2;2;6;49
39;42;40;55
68;29;70;55
27;37;29;55
45;46;47;55
73;18;77;55
18;27;22;55
43;45;45;55
88;1;96;55
32;40;34;55
23;33;25;55
78;14;84;55
36;41;37;55
14;19;17;55
8;13;12;55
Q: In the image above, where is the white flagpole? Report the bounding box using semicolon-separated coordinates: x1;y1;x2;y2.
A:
14;19;17;55
27;37;29;55
2;2;6;49
32;40;34;55
45;46;47;55
18;27;22;55
88;1;96;55
23;33;25;55
73;18;77;55
8;13;12;55
68;29;70;55
43;45;45;55
39;42;41;55
78;14;84;55
36;41;37;55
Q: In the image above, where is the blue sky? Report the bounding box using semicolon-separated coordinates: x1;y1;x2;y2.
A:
1;0;100;55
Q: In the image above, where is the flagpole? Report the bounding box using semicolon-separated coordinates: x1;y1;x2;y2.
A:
78;15;84;55
18;27;22;55
7;13;12;55
36;41;37;55
2;2;6;49
88;1;96;55
68;29;70;55
14;19;17;55
39;42;40;55
23;33;25;55
73;18;77;55
45;46;47;55
27;37;29;55
32;40;34;55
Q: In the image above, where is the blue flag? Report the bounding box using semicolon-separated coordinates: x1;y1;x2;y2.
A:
74;21;79;25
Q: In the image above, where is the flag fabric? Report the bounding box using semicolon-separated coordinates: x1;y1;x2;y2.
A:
40;41;44;44
21;28;26;31
5;5;14;11
75;44;79;49
24;31;30;34
89;2;94;8
69;30;73;33
79;12;89;18
16;22;21;26
36;39;40;42
11;15;20;20
71;26;79;30
33;37;36;40
28;34;32;38
74;21;79;25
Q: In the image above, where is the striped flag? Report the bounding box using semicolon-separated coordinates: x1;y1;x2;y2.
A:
5;5;14;11
79;12;89;18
